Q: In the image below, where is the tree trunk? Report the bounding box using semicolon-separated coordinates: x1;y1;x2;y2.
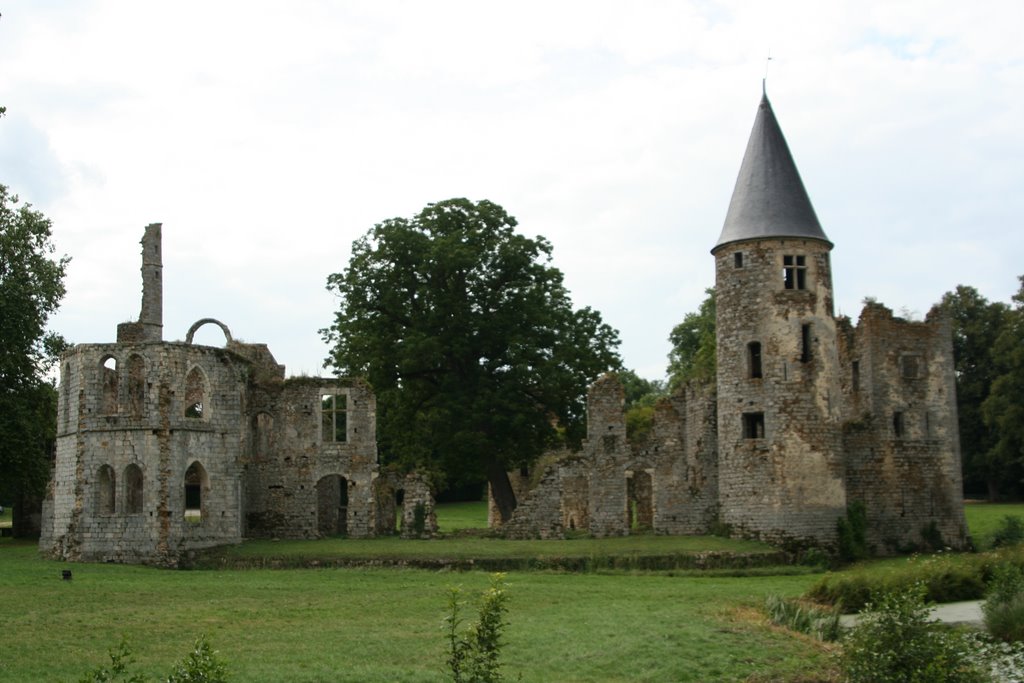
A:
987;478;1001;503
487;461;518;523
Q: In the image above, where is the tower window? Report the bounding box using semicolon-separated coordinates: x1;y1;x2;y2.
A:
783;255;807;290
322;392;348;443
734;252;744;268
748;342;762;379
893;411;905;438
852;360;860;391
742;412;765;439
800;324;812;363
900;355;922;379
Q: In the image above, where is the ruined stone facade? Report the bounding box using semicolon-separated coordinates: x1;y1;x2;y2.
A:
499;94;968;552
40;225;433;564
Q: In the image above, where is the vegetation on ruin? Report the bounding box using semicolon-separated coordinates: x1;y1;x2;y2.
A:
666;287;716;390
321;198;621;521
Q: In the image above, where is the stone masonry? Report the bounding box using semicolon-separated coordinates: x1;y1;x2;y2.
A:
498;92;968;552
40;226;433;565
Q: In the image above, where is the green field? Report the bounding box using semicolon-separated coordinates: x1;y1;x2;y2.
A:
964;501;1024;549
0;506;11;528
1;500;1019;681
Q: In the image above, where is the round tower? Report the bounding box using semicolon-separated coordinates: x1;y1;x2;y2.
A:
712;90;846;546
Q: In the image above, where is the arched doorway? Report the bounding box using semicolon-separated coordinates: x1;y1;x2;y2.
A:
316;475;349;536
184;461;208;523
626;470;653;532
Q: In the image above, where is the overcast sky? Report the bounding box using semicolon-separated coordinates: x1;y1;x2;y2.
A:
2;1;1022;381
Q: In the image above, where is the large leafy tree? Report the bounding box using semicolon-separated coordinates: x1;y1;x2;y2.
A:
0;183;68;532
322;198;620;520
982;276;1024;498
940;285;1013;499
666;288;716;391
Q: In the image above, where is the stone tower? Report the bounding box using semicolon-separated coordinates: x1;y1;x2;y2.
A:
712;90;846;545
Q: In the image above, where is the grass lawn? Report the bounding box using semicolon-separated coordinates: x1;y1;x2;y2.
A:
435;500;489;532
964;501;1024;549
0;506;11;528
0;540;833;682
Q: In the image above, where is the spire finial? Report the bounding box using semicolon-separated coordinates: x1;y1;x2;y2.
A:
763;50;772;96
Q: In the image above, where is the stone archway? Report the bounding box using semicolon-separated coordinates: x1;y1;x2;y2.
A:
185;318;233;346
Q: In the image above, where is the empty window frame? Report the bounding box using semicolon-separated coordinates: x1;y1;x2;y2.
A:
800;324;812;363
321;392;348;443
748;342;763;379
184;367;205;418
127;355;146;417
900;354;922;379
101;356;118;414
97;464;116;515
893;411;905;438
734;251;744;268
742;412;765;439
783;254;807;290
852;360;860;391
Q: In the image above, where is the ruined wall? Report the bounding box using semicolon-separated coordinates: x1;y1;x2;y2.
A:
43;342;248;564
714;238;846;546
242;377;378;540
840;303;968;551
501;453;589;540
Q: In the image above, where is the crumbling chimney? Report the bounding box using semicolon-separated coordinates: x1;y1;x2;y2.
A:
116;223;164;343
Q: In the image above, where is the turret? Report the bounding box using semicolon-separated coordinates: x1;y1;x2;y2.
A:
117;223;163;342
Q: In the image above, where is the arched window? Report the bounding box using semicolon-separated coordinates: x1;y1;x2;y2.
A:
748;342;762;379
127;355;146;417
124;464;144;514
184;461;209;522
184;367;206;419
100;356;118;414
97;465;116;515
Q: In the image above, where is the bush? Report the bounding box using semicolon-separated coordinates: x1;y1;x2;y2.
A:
78;639;145;683
984;563;1024;643
991;515;1024;549
764;594;840;642
840;584;988;683
445;573;510;683
165;636;228;683
837;501;868;563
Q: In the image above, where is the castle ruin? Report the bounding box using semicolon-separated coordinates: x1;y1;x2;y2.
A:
497;92;968;552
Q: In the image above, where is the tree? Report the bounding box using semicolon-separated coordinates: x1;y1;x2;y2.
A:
617;369;667;442
666;288;716;391
940;286;1013;499
983;275;1024;498
0;184;68;533
322;199;620;521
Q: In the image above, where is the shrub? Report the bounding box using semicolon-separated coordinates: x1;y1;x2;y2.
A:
78;639;145;683
836;501;868;563
764;594;841;642
165;636;228;683
840;583;988;683
991;515;1024;549
984;563;1024;643
445;573;510;683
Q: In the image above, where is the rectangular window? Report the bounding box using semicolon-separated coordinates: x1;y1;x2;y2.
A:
852;360;860;391
900;355;921;379
893;411;905;438
783;254;807;290
734;252;744;268
742;412;765;439
800;324;812;363
322;393;348;443
748;342;762;379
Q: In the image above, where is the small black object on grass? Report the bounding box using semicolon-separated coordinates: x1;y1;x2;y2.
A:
61;569;72;581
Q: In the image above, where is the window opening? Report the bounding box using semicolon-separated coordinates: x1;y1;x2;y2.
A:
748;342;762;379
901;355;921;379
783;254;807;290
101;356;118;414
852;360;860;391
742;412;765;439
124;464;143;514
321;393;348;443
184;461;207;523
734;252;744;268
800;324;812;363
97;465;116;515
893;412;905;438
184;367;205;418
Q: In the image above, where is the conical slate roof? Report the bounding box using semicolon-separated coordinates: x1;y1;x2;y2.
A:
713;91;830;251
